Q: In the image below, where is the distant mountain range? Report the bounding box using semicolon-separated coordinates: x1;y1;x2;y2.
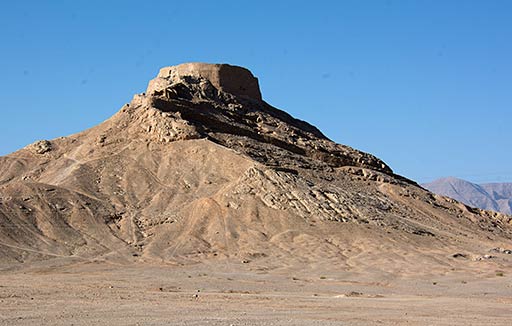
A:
423;177;512;215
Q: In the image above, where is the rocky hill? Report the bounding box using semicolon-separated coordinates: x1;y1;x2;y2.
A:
0;63;511;270
424;177;512;215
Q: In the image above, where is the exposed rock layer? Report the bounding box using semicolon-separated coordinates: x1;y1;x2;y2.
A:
143;63;393;175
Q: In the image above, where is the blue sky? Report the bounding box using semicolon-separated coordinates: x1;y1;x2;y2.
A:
1;1;511;183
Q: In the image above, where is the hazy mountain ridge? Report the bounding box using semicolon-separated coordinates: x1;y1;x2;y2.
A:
423;177;512;215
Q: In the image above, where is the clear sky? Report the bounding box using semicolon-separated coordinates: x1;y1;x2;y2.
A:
1;1;511;184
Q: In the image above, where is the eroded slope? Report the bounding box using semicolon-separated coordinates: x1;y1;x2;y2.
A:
1;63;511;271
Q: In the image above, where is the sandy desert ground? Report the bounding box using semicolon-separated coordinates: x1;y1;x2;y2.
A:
1;256;511;326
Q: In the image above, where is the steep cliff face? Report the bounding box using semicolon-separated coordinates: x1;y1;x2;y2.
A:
0;63;511;268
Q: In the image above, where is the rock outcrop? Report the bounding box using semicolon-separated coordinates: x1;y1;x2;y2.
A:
136;63;393;175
